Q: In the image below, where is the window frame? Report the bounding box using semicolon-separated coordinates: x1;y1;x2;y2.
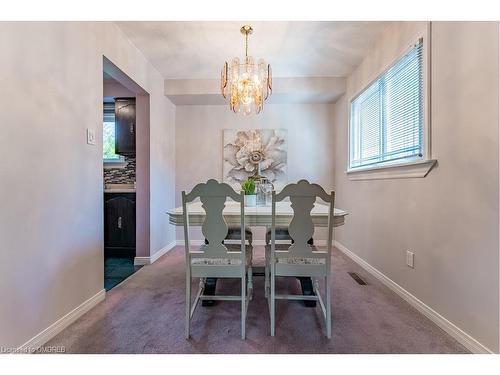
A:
346;30;436;180
103;155;126;169
103;102;126;169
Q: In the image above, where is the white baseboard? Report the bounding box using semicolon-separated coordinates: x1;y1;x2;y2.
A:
16;289;105;353
133;257;151;266
333;240;494;354
176;239;202;246
134;240;176;266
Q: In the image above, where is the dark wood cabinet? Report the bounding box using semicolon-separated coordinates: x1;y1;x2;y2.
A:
115;98;136;156
104;192;136;258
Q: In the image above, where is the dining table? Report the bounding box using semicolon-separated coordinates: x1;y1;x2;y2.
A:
168;200;348;306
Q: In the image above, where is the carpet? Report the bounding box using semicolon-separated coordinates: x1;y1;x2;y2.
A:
45;246;469;354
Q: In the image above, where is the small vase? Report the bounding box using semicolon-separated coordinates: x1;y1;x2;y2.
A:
244;194;256;207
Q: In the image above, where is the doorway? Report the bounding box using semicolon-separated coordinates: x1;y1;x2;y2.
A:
102;57;150;290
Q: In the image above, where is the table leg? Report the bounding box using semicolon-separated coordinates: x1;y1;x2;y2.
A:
298;277;317;307
252;266;265;276
202;277;217;306
299;238;317;307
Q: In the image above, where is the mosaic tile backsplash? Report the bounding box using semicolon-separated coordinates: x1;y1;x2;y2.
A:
104;156;136;184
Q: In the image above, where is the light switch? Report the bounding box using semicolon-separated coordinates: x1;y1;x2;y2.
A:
406;250;414;268
87;128;96;145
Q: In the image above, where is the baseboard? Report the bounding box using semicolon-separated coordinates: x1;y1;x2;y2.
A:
16;289;105;353
134;240;176;266
333;240;495;354
133;257;151;266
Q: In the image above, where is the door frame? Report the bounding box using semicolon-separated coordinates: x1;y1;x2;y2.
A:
103;56;150;262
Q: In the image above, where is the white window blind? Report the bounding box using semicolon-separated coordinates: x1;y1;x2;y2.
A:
349;40;424;169
103;102;115;123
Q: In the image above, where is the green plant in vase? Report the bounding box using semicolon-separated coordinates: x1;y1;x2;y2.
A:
241;178;256;206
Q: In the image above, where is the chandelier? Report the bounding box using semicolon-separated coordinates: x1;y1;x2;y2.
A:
221;25;272;115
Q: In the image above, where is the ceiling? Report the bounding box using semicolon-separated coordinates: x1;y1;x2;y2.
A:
103;71;116;82
116;21;390;80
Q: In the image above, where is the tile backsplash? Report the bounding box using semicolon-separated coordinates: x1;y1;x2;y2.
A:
104;156;136;184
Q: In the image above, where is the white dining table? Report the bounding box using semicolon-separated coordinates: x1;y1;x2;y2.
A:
167;201;348;228
167;200;348;307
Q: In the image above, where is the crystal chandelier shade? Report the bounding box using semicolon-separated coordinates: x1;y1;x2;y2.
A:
221;25;272;115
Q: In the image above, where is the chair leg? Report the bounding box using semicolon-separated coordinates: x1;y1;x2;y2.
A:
185;270;191;339
241;272;246;340
248;266;253;301
270;266;276;337
264;257;269;298
326;274;332;339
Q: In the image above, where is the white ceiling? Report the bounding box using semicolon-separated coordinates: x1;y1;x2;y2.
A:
116;21;390;80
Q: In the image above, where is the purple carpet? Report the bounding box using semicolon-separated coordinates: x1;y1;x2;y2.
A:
45;246;468;353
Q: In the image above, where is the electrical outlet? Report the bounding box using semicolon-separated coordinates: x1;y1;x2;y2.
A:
406;250;414;268
86;128;96;145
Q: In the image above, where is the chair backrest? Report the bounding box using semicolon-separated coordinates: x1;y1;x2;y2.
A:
182;179;245;259
271;179;335;258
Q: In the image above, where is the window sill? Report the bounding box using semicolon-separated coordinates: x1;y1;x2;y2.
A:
346;159;437;181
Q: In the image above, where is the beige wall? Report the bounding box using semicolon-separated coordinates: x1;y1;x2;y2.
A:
332;21;499;352
103;81;135;97
150;95;176;252
0;22;176;348
175;103;335;241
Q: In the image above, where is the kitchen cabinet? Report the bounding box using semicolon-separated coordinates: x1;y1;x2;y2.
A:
104;192;136;258
115;97;136;156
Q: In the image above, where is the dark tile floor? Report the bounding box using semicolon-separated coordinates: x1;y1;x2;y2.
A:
104;257;141;291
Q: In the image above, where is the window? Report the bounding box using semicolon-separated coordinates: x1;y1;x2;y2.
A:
103;101;124;163
349;40;424;171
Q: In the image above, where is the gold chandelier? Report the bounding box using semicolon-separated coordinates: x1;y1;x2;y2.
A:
221;25;272;115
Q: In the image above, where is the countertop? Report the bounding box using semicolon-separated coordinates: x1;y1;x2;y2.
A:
104;183;136;193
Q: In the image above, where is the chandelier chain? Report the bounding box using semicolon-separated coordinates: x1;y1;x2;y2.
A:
245;33;248;58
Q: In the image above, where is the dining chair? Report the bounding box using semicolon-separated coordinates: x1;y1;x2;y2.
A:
265;179;335;338
182;179;253;339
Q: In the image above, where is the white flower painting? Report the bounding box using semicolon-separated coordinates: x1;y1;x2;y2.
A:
223;129;287;188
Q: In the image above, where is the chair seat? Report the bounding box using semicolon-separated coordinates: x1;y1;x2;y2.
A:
276;257;326;265
191;244;253;266
264;244;326;265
